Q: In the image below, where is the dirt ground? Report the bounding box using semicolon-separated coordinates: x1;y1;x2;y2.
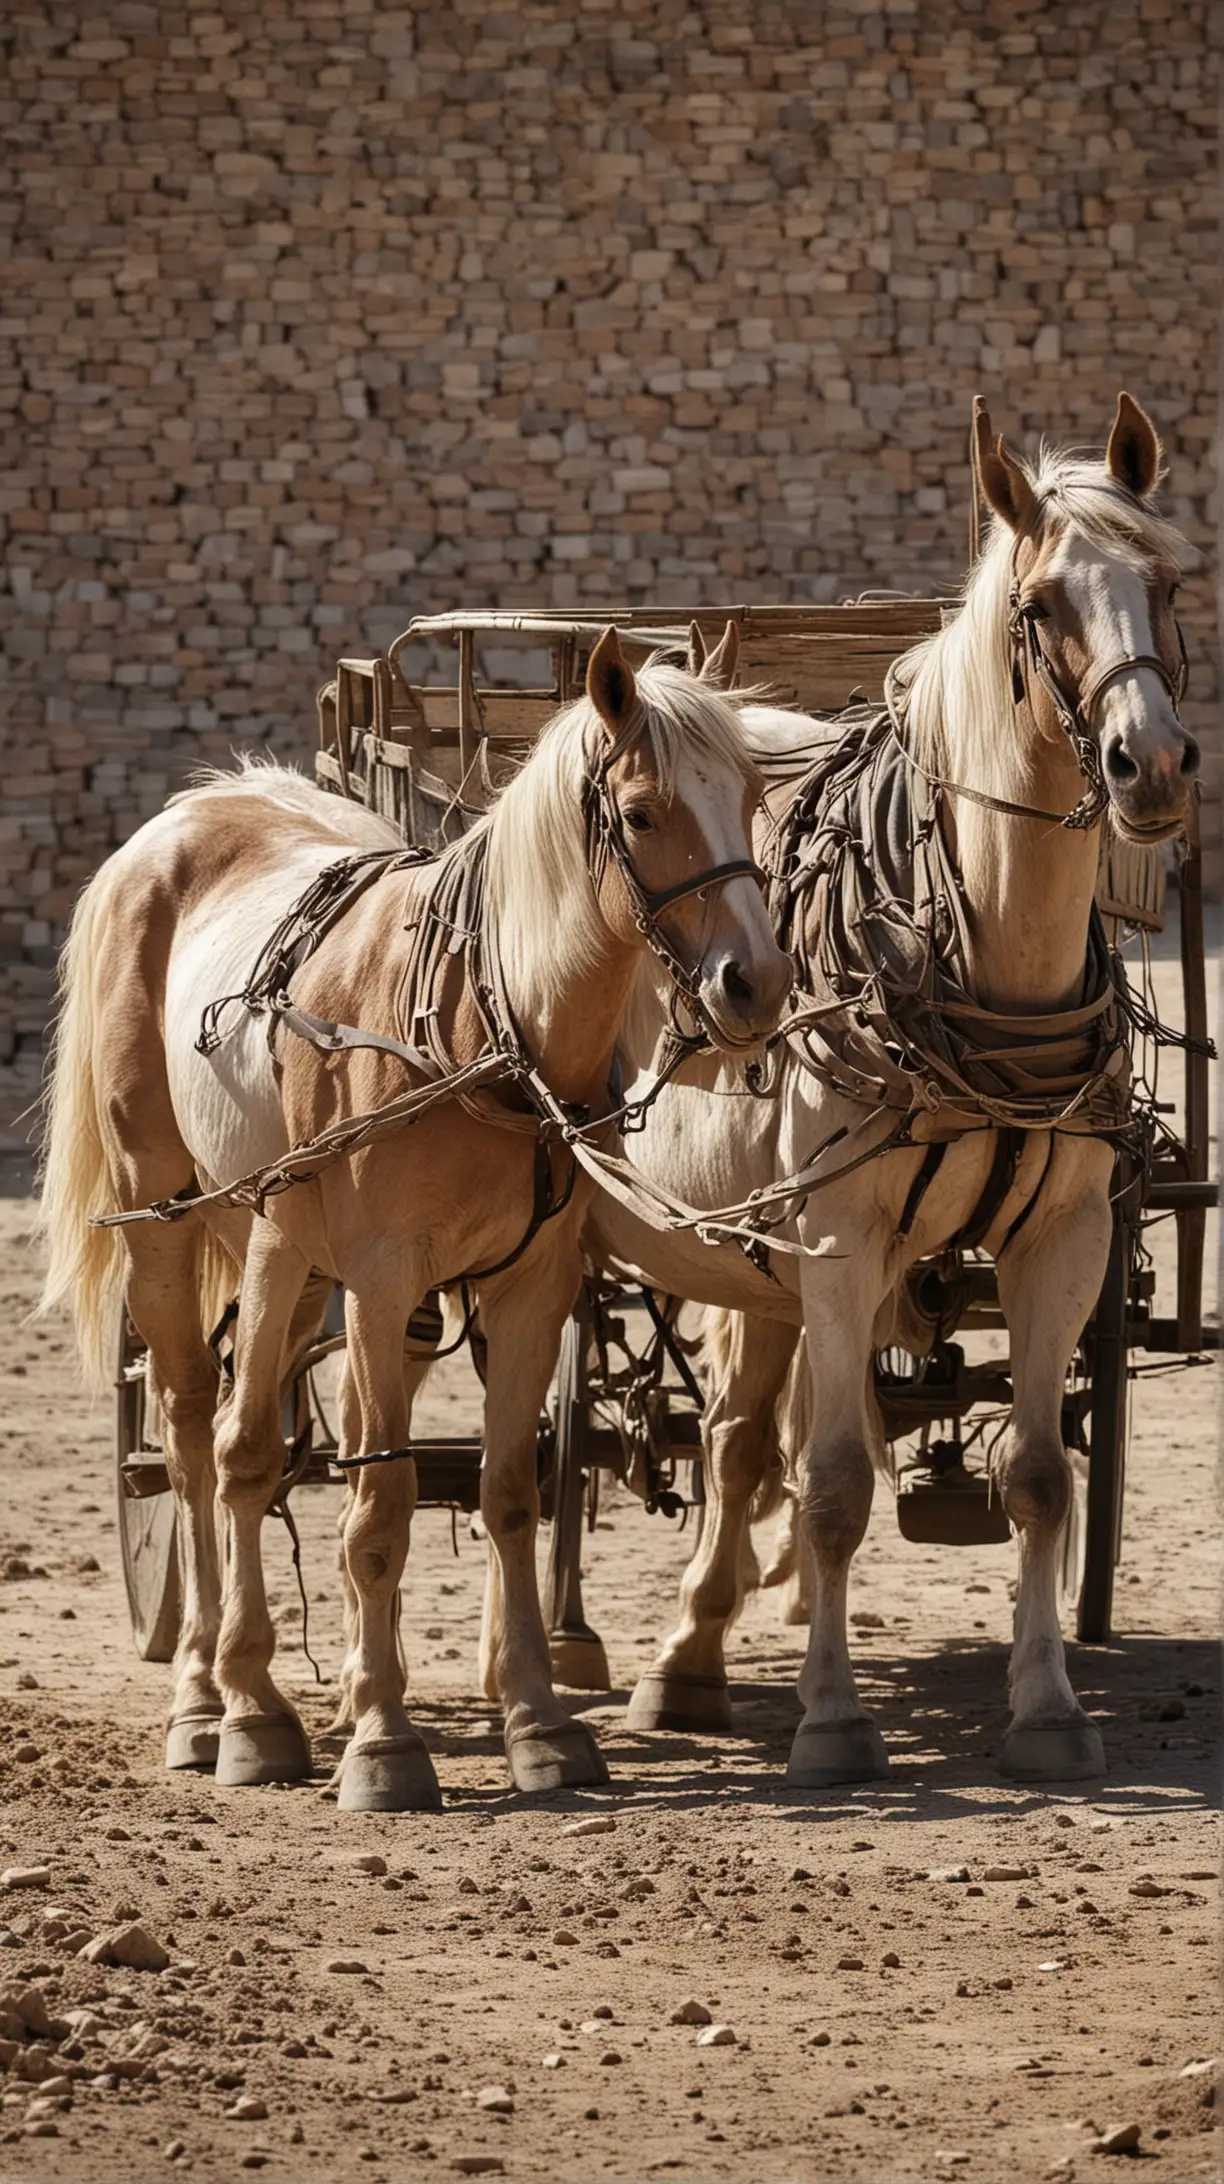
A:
0;940;1219;2184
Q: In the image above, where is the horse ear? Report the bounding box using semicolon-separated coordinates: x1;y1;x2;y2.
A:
698;619;740;691
973;397;1038;534
686;620;707;677
1107;391;1162;498
586;626;638;739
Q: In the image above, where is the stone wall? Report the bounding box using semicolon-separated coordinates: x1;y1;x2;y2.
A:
1;0;1217;1080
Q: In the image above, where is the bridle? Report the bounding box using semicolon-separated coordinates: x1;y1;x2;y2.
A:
889;549;1189;834
583;708;768;1020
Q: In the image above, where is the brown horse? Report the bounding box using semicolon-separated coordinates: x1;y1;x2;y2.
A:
583;396;1199;1788
39;630;791;1810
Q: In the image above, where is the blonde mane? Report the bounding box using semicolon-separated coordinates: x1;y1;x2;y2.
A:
895;447;1191;803
485;658;755;1030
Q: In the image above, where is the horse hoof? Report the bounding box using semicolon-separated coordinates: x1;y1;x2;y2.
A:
506;1720;609;1793
999;1717;1106;1782
165;1712;223;1771
549;1630;612;1693
336;1733;441;1813
215;1711;312;1788
786;1717;890;1789
626;1671;734;1735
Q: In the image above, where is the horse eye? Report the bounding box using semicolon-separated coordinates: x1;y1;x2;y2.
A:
1024;598;1049;622
622;807;652;834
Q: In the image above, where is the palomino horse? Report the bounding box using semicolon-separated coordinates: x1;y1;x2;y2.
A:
583;394;1198;1787
39;631;791;1810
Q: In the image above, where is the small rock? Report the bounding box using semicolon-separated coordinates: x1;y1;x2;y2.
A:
1139;1697;1185;1723
13;1747;39;1765
227;1948;246;1967
323;1958;369;1975
1052;1813;1076;1829
982;1865;1030;1883
696;2024;737;2048
849;1610;885;1628
933;2157;970;2169
1037;1960;1066;1973
621;1876;655;1901
551;1930;578;1948
1089;2122;1140;2155
590;2006;614;2021
670;1999;712;2026
80;1923;169;1973
837;1956;864;1971
349;1854;388;1877
1127;1879;1168;1899
1179;2058;1218;2079
451;2159;505;2177
16;1675;38;1692
882;1951;901;1968
1;1987;52;2037
927;1866;970;1884
542;2053;564;2069
164;2143;185;2161
476;2085;513;2113
598;2050;622;2067
812;2030;831;2047
225;2095;268;2121
561;1817;616;1838
0;1870;50;1894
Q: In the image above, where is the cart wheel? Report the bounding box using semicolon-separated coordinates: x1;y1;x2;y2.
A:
544;1300;610;1692
1076;1206;1131;1645
116;1311;182;1663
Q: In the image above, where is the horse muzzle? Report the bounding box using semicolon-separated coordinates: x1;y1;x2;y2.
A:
1103;717;1200;842
697;941;795;1050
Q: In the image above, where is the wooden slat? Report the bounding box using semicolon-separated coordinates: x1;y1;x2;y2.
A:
740;632;928;707
416;689;558;740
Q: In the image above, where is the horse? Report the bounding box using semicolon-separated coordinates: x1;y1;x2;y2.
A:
578;393;1198;1789
38;628;792;1811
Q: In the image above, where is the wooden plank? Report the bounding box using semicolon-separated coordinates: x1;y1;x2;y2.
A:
416;689;558;740
740;632;927;707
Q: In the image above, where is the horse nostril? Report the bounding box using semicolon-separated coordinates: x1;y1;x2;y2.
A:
719;959;754;1009
1104;734;1139;785
1180;734;1201;779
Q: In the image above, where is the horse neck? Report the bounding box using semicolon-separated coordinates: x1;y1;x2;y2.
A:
483;790;640;1110
929;620;1102;1015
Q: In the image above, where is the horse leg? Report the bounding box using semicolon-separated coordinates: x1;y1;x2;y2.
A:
328;1348;441;1760
332;1269;441;1813
478;1255;608;1792
124;1220;226;1770
761;1494;816;1627
628;1311;798;1732
212;1222;314;1787
325;1361;363;1747
787;1248;891;1789
994;1144;1112;1780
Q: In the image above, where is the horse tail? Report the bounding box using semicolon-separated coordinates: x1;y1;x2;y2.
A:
36;867;126;1394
